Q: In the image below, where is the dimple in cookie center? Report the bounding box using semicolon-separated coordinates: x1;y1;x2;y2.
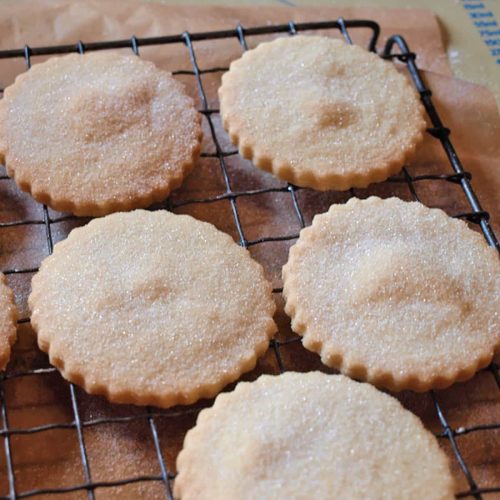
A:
299;95;359;130
318;101;358;129
68;81;154;141
349;245;471;317
350;246;408;303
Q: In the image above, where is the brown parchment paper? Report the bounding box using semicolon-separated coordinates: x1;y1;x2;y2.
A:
0;2;499;499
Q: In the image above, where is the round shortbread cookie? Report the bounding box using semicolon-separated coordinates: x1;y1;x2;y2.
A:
0;272;17;371
29;210;276;407
0;52;202;216
175;372;455;500
219;36;426;191
282;197;500;392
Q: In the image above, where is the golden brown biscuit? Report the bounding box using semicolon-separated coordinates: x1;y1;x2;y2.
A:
0;52;202;216
219;36;426;191
175;372;455;499
29;210;276;407
282;197;500;392
0;272;17;370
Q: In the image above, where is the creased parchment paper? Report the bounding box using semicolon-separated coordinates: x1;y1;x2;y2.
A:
0;2;498;498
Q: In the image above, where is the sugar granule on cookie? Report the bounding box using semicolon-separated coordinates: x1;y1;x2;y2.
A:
219;35;426;191
0;52;202;216
29;210;276;407
175;372;455;500
0;272;17;371
282;197;500;392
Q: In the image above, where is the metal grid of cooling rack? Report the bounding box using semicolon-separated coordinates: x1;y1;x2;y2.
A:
0;17;499;500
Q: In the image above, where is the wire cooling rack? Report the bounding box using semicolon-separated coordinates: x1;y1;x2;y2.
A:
0;17;499;500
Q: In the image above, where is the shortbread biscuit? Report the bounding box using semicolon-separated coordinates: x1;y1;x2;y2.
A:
0;273;17;370
282;197;500;392
219;36;426;190
29;210;276;407
0;52;202;216
175;372;455;499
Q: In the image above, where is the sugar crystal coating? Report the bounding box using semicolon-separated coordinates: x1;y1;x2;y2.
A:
0;272;17;371
0;52;202;216
282;197;500;391
175;372;455;499
219;36;426;190
29;210;277;407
